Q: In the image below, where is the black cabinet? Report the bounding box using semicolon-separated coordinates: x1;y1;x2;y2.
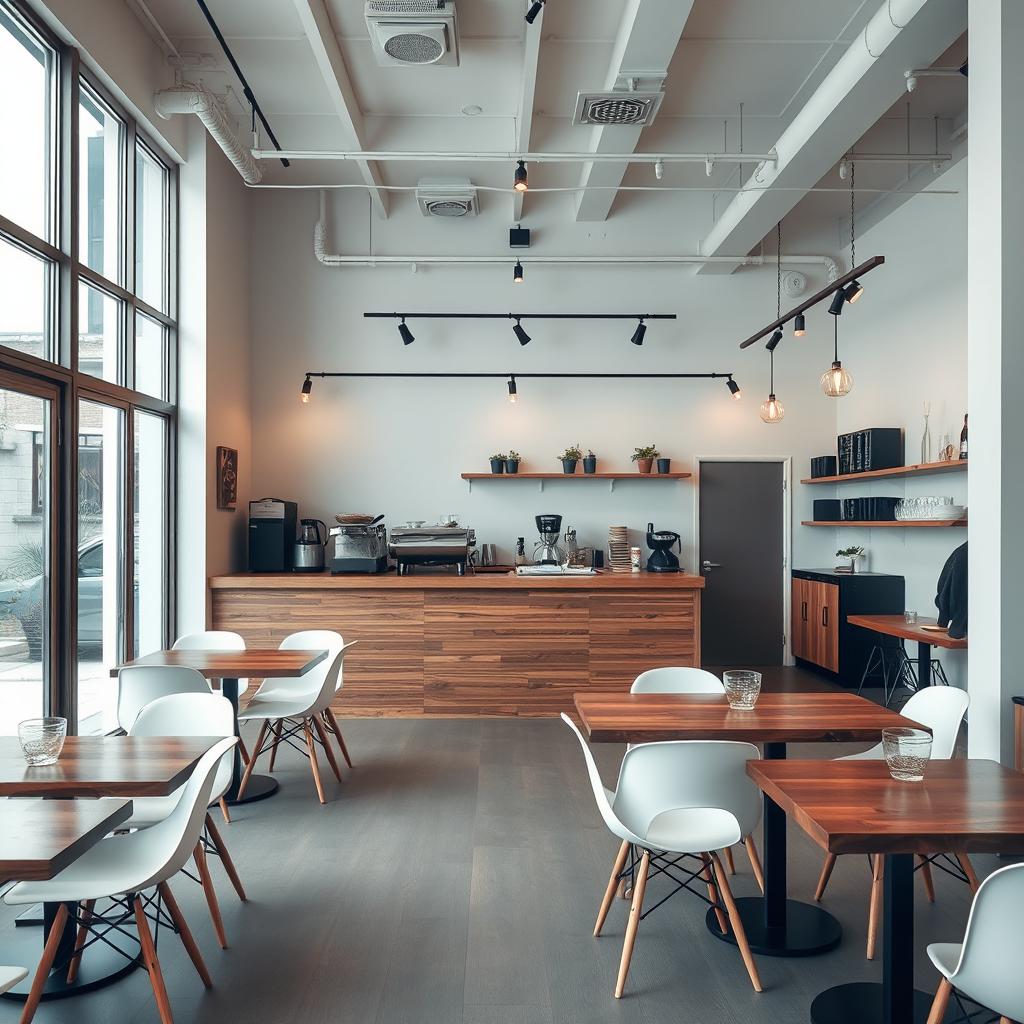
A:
791;570;904;687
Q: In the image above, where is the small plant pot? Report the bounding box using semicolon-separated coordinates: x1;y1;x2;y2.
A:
583;456;597;474
636;458;654;474
561;459;578;475
656;458;671;474
489;458;505;474
505;459;520;474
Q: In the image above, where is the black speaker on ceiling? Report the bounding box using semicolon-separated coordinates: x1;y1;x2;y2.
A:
509;226;531;249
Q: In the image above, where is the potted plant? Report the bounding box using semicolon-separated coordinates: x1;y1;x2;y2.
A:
837;545;865;573
559;445;582;474
656;456;672;474
583;449;597;474
632;444;659;475
489;452;506;474
505;450;521;474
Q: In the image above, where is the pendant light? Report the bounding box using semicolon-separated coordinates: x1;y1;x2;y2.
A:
726;377;742;400
398;317;415;345
507;375;518;403
821;315;853;397
793;313;806;337
513;260;524;284
513;160;528;192
760;223;785;423
300;376;313;403
630;318;646;346
512;317;531;346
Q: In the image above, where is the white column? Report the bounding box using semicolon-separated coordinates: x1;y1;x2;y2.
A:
967;0;1024;760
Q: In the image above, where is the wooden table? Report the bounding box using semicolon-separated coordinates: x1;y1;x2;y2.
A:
113;648;327;804
573;691;923;958
847;614;967;691
748;759;1024;1024
0;735;219;1001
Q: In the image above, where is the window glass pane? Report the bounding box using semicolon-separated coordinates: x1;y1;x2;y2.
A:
0;236;54;361
0;6;54;239
78;282;123;383
135;313;167;399
135;144;168;312
77;400;124;735
79;84;124;284
0;387;51;732
134;411;167;658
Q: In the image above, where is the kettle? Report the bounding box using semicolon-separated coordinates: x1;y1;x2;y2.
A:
293;518;327;572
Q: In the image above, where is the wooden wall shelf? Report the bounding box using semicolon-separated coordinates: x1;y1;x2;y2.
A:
801;519;967;528
461;471;691;492
801;460;967;485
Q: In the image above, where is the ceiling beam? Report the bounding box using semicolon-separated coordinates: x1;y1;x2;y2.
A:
290;0;389;218
573;0;695;222
513;0;543;221
696;0;965;273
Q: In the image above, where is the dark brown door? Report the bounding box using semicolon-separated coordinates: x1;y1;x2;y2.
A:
698;461;785;665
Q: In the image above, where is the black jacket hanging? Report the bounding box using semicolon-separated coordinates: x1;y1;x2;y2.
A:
935;542;967;640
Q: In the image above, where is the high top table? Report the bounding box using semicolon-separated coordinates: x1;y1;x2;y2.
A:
573;690;923;957
847;614;967;691
113;648;327;804
748;758;1024;1024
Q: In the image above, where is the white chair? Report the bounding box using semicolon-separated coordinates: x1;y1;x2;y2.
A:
925;863;1024;1024
129;693;247;950
0;967;26;995
116;665;210;734
6;737;236;1024
628;668;764;892
813;687;973;959
561;713;762;999
238;633;357;804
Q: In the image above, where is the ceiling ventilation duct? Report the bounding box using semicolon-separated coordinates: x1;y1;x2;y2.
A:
365;1;459;67
573;74;665;127
416;178;478;217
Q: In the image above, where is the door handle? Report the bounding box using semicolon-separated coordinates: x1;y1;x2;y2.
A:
801;601;807;622
701;560;721;570
822;606;829;627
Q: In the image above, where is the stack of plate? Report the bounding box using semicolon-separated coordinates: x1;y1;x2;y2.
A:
608;526;631;573
917;504;967;521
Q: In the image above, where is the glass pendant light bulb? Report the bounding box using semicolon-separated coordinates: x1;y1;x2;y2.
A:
821;360;853;397
759;393;785;423
300;377;312;403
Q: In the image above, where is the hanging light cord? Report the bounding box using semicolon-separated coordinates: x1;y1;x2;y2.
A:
770;221;781;391
834;314;839;363
850;161;856;267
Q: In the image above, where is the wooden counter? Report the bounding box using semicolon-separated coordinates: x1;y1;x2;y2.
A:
209;571;703;717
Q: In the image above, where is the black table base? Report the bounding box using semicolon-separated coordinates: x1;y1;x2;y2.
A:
221;676;279;806
810;982;950;1024
230;773;279;804
705;897;842;957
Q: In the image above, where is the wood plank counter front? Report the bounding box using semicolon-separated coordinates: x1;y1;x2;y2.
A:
209;571;703;717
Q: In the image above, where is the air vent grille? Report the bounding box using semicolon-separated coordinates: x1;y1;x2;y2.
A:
573;90;664;127
366;1;442;11
416;178;478;217
384;32;444;63
424;199;471;217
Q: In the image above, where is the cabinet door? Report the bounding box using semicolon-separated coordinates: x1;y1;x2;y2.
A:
808;581;840;672
791;578;810;660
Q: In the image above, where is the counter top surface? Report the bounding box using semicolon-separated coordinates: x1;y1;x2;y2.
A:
209;570;705;590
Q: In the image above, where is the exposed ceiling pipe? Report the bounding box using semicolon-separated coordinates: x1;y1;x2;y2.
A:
155;82;262;184
258;148;780;166
312;192;839;280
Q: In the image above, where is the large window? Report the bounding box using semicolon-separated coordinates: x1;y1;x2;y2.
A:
0;0;176;734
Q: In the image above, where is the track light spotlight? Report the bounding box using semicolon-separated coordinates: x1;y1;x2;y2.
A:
793;313;806;337
654;160;664;180
843;279;864;304
630;318;647;346
766;329;783;352
507;376;518;403
839;158;849;179
512;317;531;346
300;376;312;403
513;160;528;192
524;0;545;24
828;289;845;316
705;157;714;177
398;317;415;345
513;260;524;284
726;378;741;400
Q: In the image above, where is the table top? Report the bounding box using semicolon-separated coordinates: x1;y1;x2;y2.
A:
111;648;328;679
748;759;1024;855
0;736;222;798
0;799;132;881
573;691;922;744
847;614;968;649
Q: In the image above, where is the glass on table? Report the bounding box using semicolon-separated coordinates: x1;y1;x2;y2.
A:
723;670;762;711
904;610;918;624
882;727;932;782
17;717;67;765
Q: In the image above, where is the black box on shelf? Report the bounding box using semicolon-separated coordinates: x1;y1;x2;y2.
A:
837;427;903;474
810;456;838;478
813;499;842;521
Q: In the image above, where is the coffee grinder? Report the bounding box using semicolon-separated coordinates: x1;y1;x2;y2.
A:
645;522;682;572
533;514;566;565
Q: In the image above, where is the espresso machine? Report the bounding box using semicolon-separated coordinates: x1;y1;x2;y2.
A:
645;522;682;572
533;514;566;565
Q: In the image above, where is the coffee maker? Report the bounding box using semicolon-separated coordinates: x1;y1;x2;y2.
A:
645;522;681;572
533;514;566;565
293;518;327;572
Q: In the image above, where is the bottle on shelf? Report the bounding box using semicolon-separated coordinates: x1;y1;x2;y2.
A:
514;537;528;566
959;414;968;461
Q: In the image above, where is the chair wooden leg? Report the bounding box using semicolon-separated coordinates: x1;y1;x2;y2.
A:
133;895;174;1024
193;842;228;949
66;899;95;983
956;853;981;893
312;714;342;782
919;856;936;902
158;882;212;988
595;840;630;937
815;852;838;902
711;852;762;993
723;846;736;874
325;708;354;768
218;797;231;825
19;903;69;1024
745;836;765;894
205;812;247;902
926;977;953;1024
701;853;729;934
236;720;269;800
303;721;327;804
867;854;884;961
237;733;250;765
614;849;650;999
268;720;283;773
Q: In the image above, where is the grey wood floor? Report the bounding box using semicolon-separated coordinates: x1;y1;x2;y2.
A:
0;713;996;1024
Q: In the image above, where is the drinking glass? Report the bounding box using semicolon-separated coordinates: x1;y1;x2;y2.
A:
882;727;932;782
904;610;918;624
17;717;67;766
723;670;762;710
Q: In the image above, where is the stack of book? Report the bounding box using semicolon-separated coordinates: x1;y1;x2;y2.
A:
837;427;903;474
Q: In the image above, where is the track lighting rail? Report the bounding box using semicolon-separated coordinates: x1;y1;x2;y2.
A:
303;372;732;380
362;313;677;321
